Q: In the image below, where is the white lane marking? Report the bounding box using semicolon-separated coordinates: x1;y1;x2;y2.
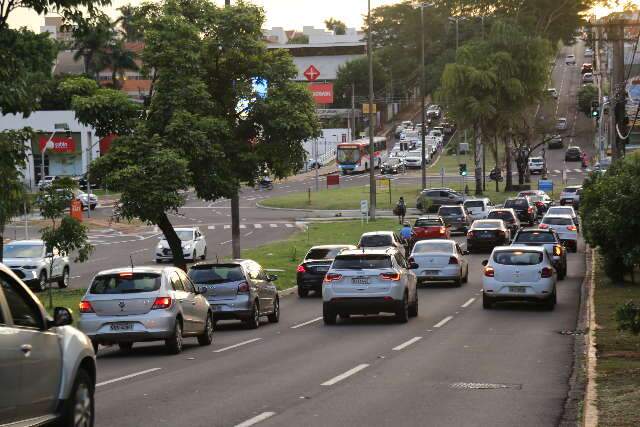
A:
224;224;231;230
220;240;232;245
285;223;294;228
208;225;216;230
244;231;254;237
240;224;247;229
321;363;369;386
269;224;278;228
213;338;262;353
461;298;476;308
254;224;263;229
234;412;276;427
290;316;323;329
434;315;453;328
574;168;582;173
553;169;561;174
392;336;423;351
96;368;162;387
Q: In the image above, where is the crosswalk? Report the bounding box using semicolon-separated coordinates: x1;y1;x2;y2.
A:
207;223;296;230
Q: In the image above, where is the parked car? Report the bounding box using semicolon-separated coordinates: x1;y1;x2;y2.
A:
381;157;406;174
547;88;559;99
296;245;356;297
322;248;418;324
581;63;593;74
482;245;557;309
487;208;521;236
512;228;567;279
559;185;582;206
582;73;594;84
358;231;407;257
417;188;465;212
155;227;207;263
556;117;568;131
437;205;471;233
546;206;579;231
565;54;576;65
79;266;214;354
504;197;537;225
409;239;468;286
463;197;494;221
0;264;97;426
2;239;70;291
189;260;280;327
548;134;564;149
37;175;59;188
412;215;450;241
528;156;546;174
565;146;582;161
539;215;579;253
74;190;98;210
466;219;511;253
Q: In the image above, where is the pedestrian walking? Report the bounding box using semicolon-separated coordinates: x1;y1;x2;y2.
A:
395;197;407;224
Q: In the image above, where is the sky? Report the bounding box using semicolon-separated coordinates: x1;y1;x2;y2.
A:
8;0;401;32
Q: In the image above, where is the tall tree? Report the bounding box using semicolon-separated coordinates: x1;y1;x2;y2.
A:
334;56;389;108
65;11;116;80
97;39;139;88
325;18;347;35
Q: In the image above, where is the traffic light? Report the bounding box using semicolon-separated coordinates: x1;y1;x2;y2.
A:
459;163;467;176
591;100;600;119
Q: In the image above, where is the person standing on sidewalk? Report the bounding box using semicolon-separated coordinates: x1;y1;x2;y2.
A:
395;197;407;224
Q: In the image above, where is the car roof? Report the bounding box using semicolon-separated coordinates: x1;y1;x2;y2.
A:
464;197;490;202
542;214;573;219
361;231;394;237
416;215;441;219
473;219;503;224
498;244;545;252
96;266;170;276
175;227;198;232
567;146;580;150
563;185;582;189
548;206;575;211
308;244;357;250
6;239;44;246
339;248;396;256
439;205;464;209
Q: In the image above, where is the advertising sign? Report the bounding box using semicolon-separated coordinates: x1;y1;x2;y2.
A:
38;136;76;153
326;174;340;186
303;65;321;81
70;199;83;221
309;83;334;104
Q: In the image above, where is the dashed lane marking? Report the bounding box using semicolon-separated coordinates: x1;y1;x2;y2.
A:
434;316;453;328
321;364;370;386
290;317;323;329
234;412;276;427
392;336;423;351
461;298;476;308
213;338;262;353
96;368;162;387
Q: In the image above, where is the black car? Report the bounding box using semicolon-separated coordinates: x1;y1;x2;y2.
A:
487;208;521;236
512;228;567;280
466;219;511;253
565;146;583;162
296;245;356;297
437;205;471;233
504;197;537;225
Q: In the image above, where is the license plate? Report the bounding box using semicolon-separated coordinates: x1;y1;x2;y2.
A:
352;277;369;285
110;322;134;331
480;232;492;239
316;267;329;273
509;286;526;293
423;270;438;276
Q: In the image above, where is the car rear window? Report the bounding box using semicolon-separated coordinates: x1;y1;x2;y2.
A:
305;248;343;260
493;251;544;265
414;218;442;227
90;273;161;294
464;200;484;208
439;206;463;215
360;235;393;247
413;242;453;253
563;187;578;193
505;199;528;208
542;217;573;226
515;231;556;243
548;208;573;216
188;264;245;284
473;221;503;229
488;211;515;222
333;255;392;270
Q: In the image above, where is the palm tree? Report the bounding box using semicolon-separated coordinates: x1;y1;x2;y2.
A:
97;40;139;89
68;13;116;80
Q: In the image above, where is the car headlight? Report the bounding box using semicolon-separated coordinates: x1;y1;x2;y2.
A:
157;243;163;249
183;244;191;250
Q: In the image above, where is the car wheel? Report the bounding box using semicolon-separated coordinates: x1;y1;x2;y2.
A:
244;301;260;329
91;340;99;355
482;293;493;309
558;264;566;280
297;287;309;298
323;303;337;325
198;313;214;346
395;293;409;323
453;276;462;287
408;291;419;318
57;368;94;427
165;319;183;354
267;297;280;323
118;342;134;352
462;267;469;284
192;250;197;262
58;267;69;288
338;313;350;320
201;247;207;260
544;291;557;310
36;271;47;292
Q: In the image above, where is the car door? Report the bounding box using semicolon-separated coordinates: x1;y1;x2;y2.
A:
255;264;274;313
258;266;278;311
0;271;61;421
456;244;468;276
169;271;195;333
195;230;206;257
395;253;415;300
0;290;21;423
178;270;207;330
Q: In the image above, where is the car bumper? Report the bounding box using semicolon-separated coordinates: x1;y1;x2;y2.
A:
416;265;461;282
442;220;468;231
467;238;508;250
78;311;176;342
206;295;252;319
324;297;403;315
297;273;326;291
483;280;555;300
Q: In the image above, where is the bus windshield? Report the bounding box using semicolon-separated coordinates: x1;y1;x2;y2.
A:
337;146;361;164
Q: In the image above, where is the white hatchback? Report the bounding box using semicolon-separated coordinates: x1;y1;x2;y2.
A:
482;245;557;309
156;227;207;263
540;214;579;252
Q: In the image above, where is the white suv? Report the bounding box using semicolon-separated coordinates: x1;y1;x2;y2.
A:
156;227;207;263
528;156;546;174
2;240;70;292
482;245;557;310
322;248;418;324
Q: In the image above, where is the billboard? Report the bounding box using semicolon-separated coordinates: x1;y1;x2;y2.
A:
309;83;334;104
38;136;76;153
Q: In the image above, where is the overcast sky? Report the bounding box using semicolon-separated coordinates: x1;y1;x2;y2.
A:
8;0;402;32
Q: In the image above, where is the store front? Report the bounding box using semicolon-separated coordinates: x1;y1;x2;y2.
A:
32;132;83;182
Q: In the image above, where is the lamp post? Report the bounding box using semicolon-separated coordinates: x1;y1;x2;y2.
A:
416;2;433;191
367;0;376;220
39;123;70;188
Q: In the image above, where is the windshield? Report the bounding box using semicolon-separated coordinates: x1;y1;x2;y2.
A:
505;199;528;209
306;248;344;260
439;206;463;215
3;244;43;258
515;231;556;243
172;231;194;241
464;200;484;208
493;251;543;265
337;147;361;164
530;158;543;163
359;235;393;247
90;273;161;294
542;217;573;225
413;242;453;253
548;207;573;216
473;221;503;229
414;218;442;227
188;265;245;284
488;211;515;222
562;187;578;193
333;255;392;270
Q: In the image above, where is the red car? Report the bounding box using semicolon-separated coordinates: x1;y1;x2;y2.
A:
412;215;450;241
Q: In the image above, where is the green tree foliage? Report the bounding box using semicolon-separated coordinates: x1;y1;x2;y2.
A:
333;56;390;108
72;88;139;137
577;84;598;116
325;18;347;35
287;33;309;44
0;0;109;27
616;301;640;335
65;11;117;79
581;155;640;282
40;75;99;111
97;39;139;89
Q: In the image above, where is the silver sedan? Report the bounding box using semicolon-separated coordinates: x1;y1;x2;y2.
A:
409;239;469;286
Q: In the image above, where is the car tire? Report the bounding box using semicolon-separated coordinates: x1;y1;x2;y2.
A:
453;276;462;287
297;287;309;298
395;293;409;323
408;292;419;318
165;319;184;354
91;340;99;355
462;268;469;284
338;313;350;320
58;267;69;288
544;291;557;310
201;247;207;260
36;271;47;292
323;303;337;325
244;301;260;329
482;294;493;309
267;297;280;323
558;264;567;280
57;368;94;427
118;342;134;352
192;250;197;262
198;313;214;346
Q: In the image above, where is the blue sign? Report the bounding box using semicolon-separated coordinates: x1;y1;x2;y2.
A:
538;180;553;192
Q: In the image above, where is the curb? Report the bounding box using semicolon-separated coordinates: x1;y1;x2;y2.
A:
255;201;422;216
583;248;598;426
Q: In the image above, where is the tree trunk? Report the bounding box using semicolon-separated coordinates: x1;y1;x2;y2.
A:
231;190;241;259
157;212;187;271
474;130;482;195
494;137;500;193
504;135;513;191
0;224;4;263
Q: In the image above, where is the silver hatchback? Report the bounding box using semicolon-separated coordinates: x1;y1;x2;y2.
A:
78;266;214;355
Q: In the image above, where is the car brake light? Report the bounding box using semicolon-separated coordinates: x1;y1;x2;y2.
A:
440;227;446;234
380;272;401;281
497;230;505;237
536;201;544;207
237;281;250;293
79;300;94;313
484;266;495;277
528;207;534;213
324;273;342;282
296;265;306;273
567;225;577;231
541;267;553;278
119;272;133;277
553;245;562;256
539;223;549;229
448;256;459;265
467;231;474;238
151;297;172;310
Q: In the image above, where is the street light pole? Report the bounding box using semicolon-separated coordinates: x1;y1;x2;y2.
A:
420;4;427;190
367;0;376;220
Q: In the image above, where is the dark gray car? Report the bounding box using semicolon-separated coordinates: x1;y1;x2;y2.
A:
437;205;471;232
417;188;465;212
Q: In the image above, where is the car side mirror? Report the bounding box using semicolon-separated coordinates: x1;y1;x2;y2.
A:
52;307;73;327
462;250;470;256
409;262;419;269
481;260;488;266
197;286;207;295
268;274;278;282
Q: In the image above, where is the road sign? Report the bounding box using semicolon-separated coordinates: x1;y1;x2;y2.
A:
376;177;390;190
308;83;334;104
440;167;445;177
360;199;368;214
362;103;377;114
303;65;320;82
538;179;554;192
326;174;339;186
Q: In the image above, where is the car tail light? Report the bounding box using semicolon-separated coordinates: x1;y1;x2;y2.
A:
536;201;544;207
467;231;474;238
448;256;459;265
539;223;549;229
408;257;415;264
380;272;401;281
324;273;342;282
237;281;250;293
151;297;172;310
484;266;495;277
567;225;577;231
541;267;553;278
528;207;534;213
440;227;447;234
296;265;306;273
79;300;94;313
553;245;562;256
497;230;505;237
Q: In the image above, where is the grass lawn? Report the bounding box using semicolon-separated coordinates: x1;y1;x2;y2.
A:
593;253;640;426
37;288;87;326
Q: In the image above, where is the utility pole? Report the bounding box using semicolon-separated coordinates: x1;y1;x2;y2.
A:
351;82;356;140
420;3;428;190
367;0;376;220
610;21;626;160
